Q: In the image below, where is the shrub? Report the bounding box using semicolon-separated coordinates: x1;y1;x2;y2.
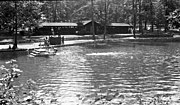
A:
0;59;38;105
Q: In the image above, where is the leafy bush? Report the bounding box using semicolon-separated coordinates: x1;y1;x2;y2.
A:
0;59;38;105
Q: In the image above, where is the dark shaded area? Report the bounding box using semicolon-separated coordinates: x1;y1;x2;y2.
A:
0;51;28;60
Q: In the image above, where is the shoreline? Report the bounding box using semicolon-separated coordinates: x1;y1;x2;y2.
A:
0;34;180;51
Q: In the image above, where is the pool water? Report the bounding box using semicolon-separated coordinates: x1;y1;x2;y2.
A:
1;42;180;104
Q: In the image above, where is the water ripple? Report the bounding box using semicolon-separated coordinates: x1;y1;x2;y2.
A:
2;44;180;104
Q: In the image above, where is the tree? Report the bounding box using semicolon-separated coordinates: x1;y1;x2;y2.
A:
0;2;16;34
154;2;165;30
2;0;179;38
163;0;180;31
168;9;180;29
141;0;180;32
133;0;137;38
0;1;43;35
138;0;143;34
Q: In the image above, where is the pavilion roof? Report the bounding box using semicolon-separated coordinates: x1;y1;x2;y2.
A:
39;22;77;27
108;23;132;27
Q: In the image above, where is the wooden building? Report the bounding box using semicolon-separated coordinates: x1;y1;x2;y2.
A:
34;21;132;35
77;20;103;35
107;23;132;34
36;22;78;35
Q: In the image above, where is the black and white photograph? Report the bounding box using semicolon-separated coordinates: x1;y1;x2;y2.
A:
0;0;180;105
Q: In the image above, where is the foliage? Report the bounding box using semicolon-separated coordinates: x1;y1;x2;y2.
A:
18;1;43;28
41;0;88;22
0;0;179;35
0;59;67;105
40;0;133;24
168;9;180;29
154;1;166;28
0;1;43;34
0;2;16;33
73;89;173;105
0;59;38;105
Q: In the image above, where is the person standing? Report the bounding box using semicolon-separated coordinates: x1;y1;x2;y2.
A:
62;36;64;44
44;37;49;46
51;28;54;35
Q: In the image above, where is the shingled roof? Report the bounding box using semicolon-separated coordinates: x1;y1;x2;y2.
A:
39;22;132;27
80;20;101;25
108;23;132;27
39;22;77;27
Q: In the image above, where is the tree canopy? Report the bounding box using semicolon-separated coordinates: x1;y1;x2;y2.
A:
0;1;42;34
0;0;179;34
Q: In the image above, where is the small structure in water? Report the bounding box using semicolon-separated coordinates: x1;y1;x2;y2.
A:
29;47;58;57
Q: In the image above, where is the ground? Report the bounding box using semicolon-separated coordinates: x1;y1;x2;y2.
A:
0;29;179;50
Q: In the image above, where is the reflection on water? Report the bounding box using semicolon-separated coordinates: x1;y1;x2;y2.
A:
1;42;180;104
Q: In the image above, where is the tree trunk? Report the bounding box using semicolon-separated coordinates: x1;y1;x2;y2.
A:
151;21;154;32
150;0;154;32
103;0;107;40
164;0;168;32
133;0;137;38
165;20;168;32
144;20;147;30
91;0;95;40
13;1;17;50
138;0;143;34
53;0;57;22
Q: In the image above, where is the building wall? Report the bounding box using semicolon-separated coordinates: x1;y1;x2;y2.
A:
107;26;132;34
78;22;103;35
57;26;77;35
35;26;77;35
35;27;52;35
